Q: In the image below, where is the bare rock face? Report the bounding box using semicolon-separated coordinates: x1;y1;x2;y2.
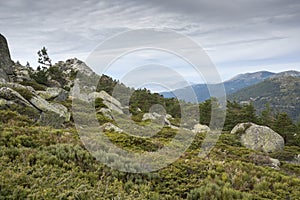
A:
231;122;284;153
0;34;13;81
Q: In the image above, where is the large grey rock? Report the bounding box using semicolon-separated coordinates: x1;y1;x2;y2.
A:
0;87;32;107
231;122;284;153
0;83;70;127
29;94;70;125
0;87;40;120
0;34;13;81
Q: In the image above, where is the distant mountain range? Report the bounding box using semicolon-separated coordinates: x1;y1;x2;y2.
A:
160;70;300;102
161;70;300;121
229;75;300;121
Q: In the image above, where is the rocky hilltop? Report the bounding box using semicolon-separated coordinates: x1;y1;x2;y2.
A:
0;34;97;128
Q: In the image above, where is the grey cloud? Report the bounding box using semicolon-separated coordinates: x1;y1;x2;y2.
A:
0;0;299;82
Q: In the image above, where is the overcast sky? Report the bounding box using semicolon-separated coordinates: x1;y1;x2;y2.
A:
1;0;300;89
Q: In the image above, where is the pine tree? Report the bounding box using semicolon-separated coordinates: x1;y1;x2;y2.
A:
260;103;274;127
241;103;258;123
273;112;296;145
37;47;52;68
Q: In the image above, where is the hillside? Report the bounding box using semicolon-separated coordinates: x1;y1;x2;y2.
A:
229;76;300;121
1;34;300;199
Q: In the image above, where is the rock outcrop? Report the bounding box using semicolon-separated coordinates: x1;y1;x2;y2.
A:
0;34;13;82
231;122;284;153
0;82;70;127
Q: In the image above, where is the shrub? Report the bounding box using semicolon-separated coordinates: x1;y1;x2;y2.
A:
30;70;48;85
0;110;32;125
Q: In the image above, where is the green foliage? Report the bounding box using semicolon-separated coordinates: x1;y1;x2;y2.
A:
223;101;258;131
0;117;299;199
30;68;48;85
37;46;52;67
259;103;275;126
94;98;107;109
0;110;33;125
47;65;72;86
273;112;297;145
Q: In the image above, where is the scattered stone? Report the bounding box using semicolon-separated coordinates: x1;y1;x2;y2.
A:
248;153;281;169
142;112;171;126
192;124;210;133
142;113;157;121
269;158;281;169
100;122;124;133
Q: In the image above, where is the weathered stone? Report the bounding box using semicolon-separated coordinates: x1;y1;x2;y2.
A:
0;34;13;81
100;122;124;133
0;87;40;120
142;113;157;121
164;116;171;126
142;112;172;126
166;114;173;120
269;158;281;169
248;153;281;169
37;87;68;101
39;111;65;128
231;122;285;153
50;102;71;122
29;94;70;127
192;124;210;133
0;87;32;107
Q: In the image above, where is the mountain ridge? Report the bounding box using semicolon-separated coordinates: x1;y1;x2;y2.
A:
160;70;300;102
229;75;300;121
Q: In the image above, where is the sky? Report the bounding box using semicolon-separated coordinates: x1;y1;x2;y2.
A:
1;0;300;91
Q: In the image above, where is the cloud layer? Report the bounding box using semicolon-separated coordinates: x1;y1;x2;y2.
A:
1;0;300;83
